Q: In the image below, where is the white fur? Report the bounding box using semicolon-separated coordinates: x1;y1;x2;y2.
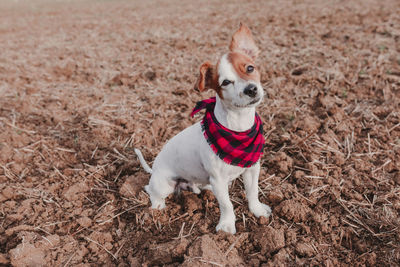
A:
134;148;152;174
135;51;270;235
218;54;263;107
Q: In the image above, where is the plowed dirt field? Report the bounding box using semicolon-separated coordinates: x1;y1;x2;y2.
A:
0;0;399;266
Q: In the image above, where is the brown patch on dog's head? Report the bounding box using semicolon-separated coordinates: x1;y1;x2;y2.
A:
193;24;260;98
194;61;223;98
229;22;259;61
227;52;260;82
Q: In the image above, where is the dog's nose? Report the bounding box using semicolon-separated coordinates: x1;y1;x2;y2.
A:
243;84;258;98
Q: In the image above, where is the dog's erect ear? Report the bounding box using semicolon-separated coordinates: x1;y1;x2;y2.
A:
229;22;259;60
194;61;215;92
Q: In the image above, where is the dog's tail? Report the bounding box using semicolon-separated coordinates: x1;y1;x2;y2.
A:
134;148;153;174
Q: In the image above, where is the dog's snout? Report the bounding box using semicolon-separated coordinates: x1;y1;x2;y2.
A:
243;84;257;98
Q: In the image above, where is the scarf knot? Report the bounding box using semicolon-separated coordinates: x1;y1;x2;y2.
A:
191;97;265;168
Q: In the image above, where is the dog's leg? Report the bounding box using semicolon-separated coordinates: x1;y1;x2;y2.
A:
242;162;271;218
190;183;201;194
145;170;175;210
210;176;236;234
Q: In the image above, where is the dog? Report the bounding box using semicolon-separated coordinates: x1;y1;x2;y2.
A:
135;23;271;234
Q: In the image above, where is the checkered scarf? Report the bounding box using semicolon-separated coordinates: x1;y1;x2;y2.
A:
190;97;265;168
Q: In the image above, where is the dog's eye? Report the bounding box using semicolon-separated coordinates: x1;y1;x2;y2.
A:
246;65;254;73
221;79;232;86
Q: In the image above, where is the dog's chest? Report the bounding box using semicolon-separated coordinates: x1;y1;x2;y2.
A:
201;142;247;181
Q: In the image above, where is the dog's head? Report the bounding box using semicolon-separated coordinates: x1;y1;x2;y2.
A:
194;23;263;109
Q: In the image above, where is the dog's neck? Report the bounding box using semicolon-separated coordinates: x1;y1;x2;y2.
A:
214;95;255;132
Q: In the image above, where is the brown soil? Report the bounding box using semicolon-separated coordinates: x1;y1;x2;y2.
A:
1;0;399;266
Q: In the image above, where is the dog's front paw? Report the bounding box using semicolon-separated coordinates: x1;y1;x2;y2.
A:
249;202;272;218
216;219;236;234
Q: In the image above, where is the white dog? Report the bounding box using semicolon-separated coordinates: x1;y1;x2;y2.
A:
135;23;271;234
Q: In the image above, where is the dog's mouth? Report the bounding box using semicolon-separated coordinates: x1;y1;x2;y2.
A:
249;97;261;105
233;97;261;108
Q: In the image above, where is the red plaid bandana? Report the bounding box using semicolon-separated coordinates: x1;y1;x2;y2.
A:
190;97;265;168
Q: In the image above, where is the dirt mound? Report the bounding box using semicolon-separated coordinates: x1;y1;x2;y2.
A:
1;0;400;266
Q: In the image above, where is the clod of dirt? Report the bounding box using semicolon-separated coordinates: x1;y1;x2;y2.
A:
393;172;400;185
10;243;45;267
9;232;47;267
291;66;308;76
127;255;141;266
263;248;291;266
183;192;203;215
0;253;9;265
267;188;284;204
107;73;137;88
144;70;156;81
295;242;315;257
285;229;298;245
119;175;147;198
354;239;368;254
258;216;270;225
1;186;15;201
63;182;89;201
5;225;35;237
294;115;321;133
77;216;92;228
253;226;285;255
271;152;293;173
276;200;312;223
365;252;377;266
146;238;189;265
293;170;308;188
202;189;216;202
182;234;244;266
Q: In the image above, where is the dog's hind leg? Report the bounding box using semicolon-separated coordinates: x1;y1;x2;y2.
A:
145;170;176;210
